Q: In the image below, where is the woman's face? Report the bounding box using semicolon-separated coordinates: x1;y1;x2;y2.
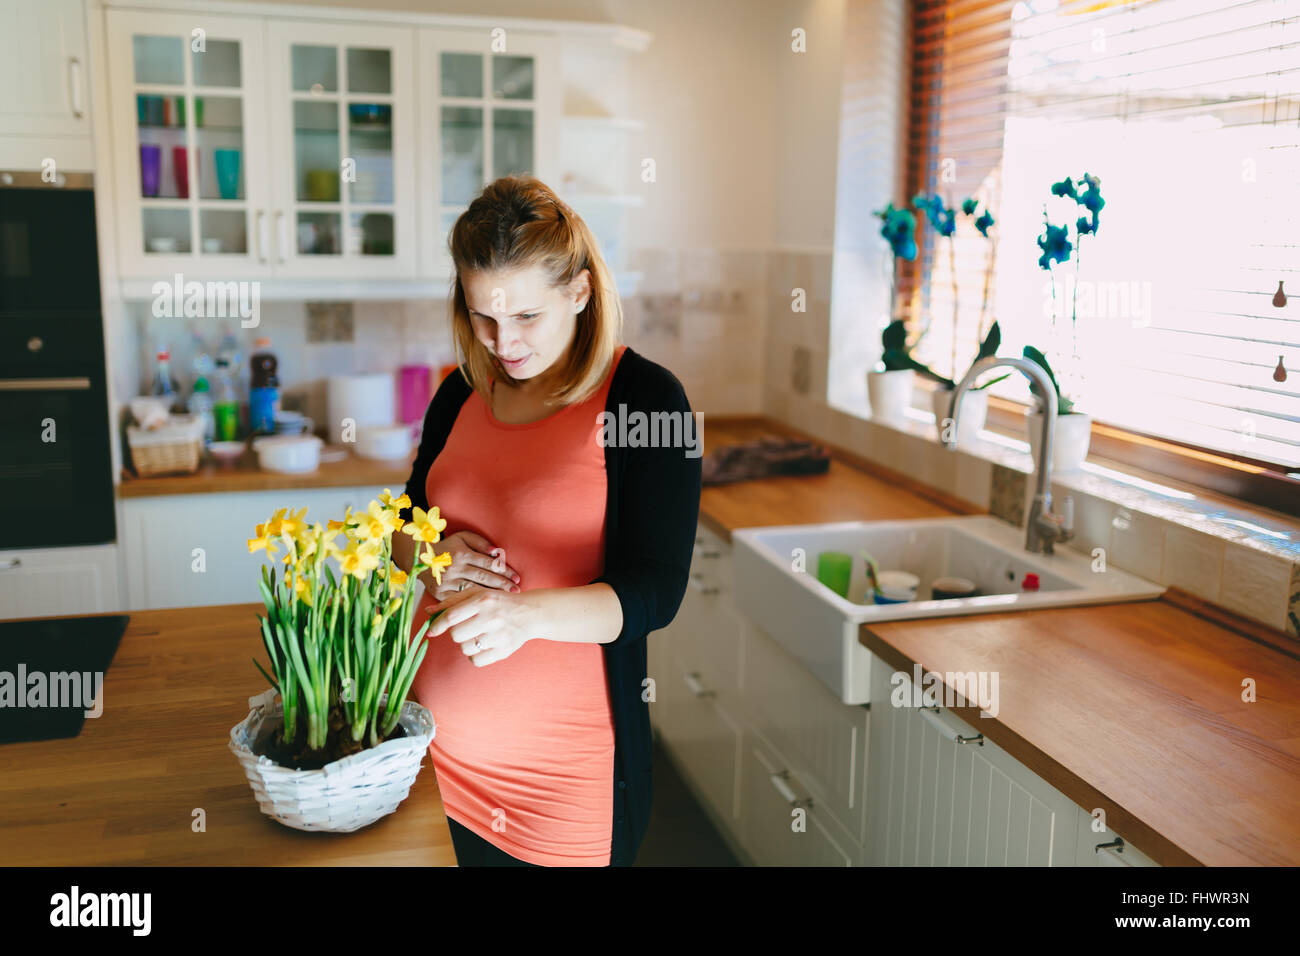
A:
462;265;591;383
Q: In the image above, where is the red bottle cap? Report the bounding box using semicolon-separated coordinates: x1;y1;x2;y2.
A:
1023;572;1040;591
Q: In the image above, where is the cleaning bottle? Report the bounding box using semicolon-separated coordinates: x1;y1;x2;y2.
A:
212;357;239;441
187;376;215;445
249;336;280;435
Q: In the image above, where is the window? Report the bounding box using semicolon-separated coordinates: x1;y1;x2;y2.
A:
901;0;1300;512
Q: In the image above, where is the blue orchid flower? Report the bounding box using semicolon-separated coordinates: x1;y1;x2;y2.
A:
1037;223;1072;269
875;203;918;261
974;210;995;237
913;193;956;237
1050;177;1077;200
961;197;978;216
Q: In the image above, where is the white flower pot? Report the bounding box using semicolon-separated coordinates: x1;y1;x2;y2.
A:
867;368;915;424
1025;410;1092;472
229;688;436;833
932;386;988;443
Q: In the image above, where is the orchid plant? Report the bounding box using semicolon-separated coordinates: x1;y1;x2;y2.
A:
909;192;1009;393
247;490;453;754
1031;172;1106;414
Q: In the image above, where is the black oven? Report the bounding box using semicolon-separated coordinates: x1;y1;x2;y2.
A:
0;171;115;549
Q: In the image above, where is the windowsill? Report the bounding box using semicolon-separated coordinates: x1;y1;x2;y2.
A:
830;394;1300;565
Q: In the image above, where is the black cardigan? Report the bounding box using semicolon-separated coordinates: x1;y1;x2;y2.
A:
398;346;703;866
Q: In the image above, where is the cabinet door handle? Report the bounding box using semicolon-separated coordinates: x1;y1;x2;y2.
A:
275;210;288;263
688;573;719;595
68;57;84;119
256;210;269;263
682;671;714;698
919;706;983;745
768;769;812;808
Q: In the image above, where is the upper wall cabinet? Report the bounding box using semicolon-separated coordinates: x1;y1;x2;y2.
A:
0;0;91;168
107;11;272;277
107;12;419;280
418;28;560;277
265;21;417;278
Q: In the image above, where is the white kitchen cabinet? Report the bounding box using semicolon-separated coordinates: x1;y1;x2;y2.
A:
0;0;91;167
742;618;870;848
265;20;417;277
866;655;1078;866
1074;807;1161;867
739;729;859;866
418;27;560;278
118;486;380;610
0;544;121;620
106;10;273;276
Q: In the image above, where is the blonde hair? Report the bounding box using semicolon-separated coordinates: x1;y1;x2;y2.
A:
447;175;623;408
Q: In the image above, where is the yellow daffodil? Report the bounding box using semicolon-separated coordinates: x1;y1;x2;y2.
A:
419;545;453;585
289;569;314;607
388;563;409;589
356;499;404;541
264;507;287;536
402;506;447;545
388;596;402;615
378;488;411;513
338;536;382;580
247;520;282;559
278;506;309;538
371;612;384;633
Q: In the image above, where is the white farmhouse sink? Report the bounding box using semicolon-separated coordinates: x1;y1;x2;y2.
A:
731;515;1165;705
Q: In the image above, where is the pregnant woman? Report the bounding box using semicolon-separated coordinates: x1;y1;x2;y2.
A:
391;176;702;867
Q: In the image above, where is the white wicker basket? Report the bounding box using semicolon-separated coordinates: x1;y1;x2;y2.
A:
229;688;436;833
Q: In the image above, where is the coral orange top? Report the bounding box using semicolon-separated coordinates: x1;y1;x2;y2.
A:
407;344;626;866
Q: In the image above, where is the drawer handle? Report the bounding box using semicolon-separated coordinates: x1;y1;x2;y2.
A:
919;706;983;745
768;770;812;808
688;573;720;595
0;557;22;571
693;547;722;559
682;671;714;698
1095;838;1125;854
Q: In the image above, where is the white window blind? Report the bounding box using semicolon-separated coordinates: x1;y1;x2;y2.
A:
907;0;1300;470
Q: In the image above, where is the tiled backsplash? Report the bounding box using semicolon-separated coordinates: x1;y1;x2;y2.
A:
126;246;771;426
760;249;1300;646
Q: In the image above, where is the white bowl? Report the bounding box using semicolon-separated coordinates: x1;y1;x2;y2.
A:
252;434;322;473
209;440;246;470
354;424;414;460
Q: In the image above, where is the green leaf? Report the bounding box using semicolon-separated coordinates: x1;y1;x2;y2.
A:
253;657;279;692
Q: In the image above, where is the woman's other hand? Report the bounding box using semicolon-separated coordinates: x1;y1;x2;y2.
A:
427;587;539;667
427;531;520;601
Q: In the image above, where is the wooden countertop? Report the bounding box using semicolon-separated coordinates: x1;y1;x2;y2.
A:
859;607;1300;866
0;605;456;866
117;447;415;497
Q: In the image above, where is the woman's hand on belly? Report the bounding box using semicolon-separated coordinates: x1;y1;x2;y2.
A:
426;531;521;601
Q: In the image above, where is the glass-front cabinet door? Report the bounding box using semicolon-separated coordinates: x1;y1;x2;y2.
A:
266;22;416;277
107;12;271;276
418;29;559;276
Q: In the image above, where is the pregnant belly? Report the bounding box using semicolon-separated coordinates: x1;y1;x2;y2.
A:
408;604;614;763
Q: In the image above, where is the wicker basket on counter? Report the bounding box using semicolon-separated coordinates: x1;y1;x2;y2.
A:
229;688;436;833
126;413;203;477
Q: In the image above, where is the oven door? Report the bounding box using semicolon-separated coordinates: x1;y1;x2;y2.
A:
0;172;101;315
0;372;116;549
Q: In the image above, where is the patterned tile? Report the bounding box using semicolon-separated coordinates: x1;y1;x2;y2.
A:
989;463;1027;527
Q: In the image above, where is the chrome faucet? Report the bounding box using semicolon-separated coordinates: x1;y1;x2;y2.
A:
942;356;1074;555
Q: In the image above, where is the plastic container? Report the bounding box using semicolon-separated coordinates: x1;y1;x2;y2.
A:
252;434;322;473
187;376;215;445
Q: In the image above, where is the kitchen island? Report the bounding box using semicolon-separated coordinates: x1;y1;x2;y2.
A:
0;604;457;866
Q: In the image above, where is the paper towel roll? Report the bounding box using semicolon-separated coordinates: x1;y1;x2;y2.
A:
327;373;396;445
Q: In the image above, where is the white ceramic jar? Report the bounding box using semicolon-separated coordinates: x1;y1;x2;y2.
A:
1025;410;1092;472
866;368;915;423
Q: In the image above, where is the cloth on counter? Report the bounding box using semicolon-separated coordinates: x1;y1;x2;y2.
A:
701;435;831;485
